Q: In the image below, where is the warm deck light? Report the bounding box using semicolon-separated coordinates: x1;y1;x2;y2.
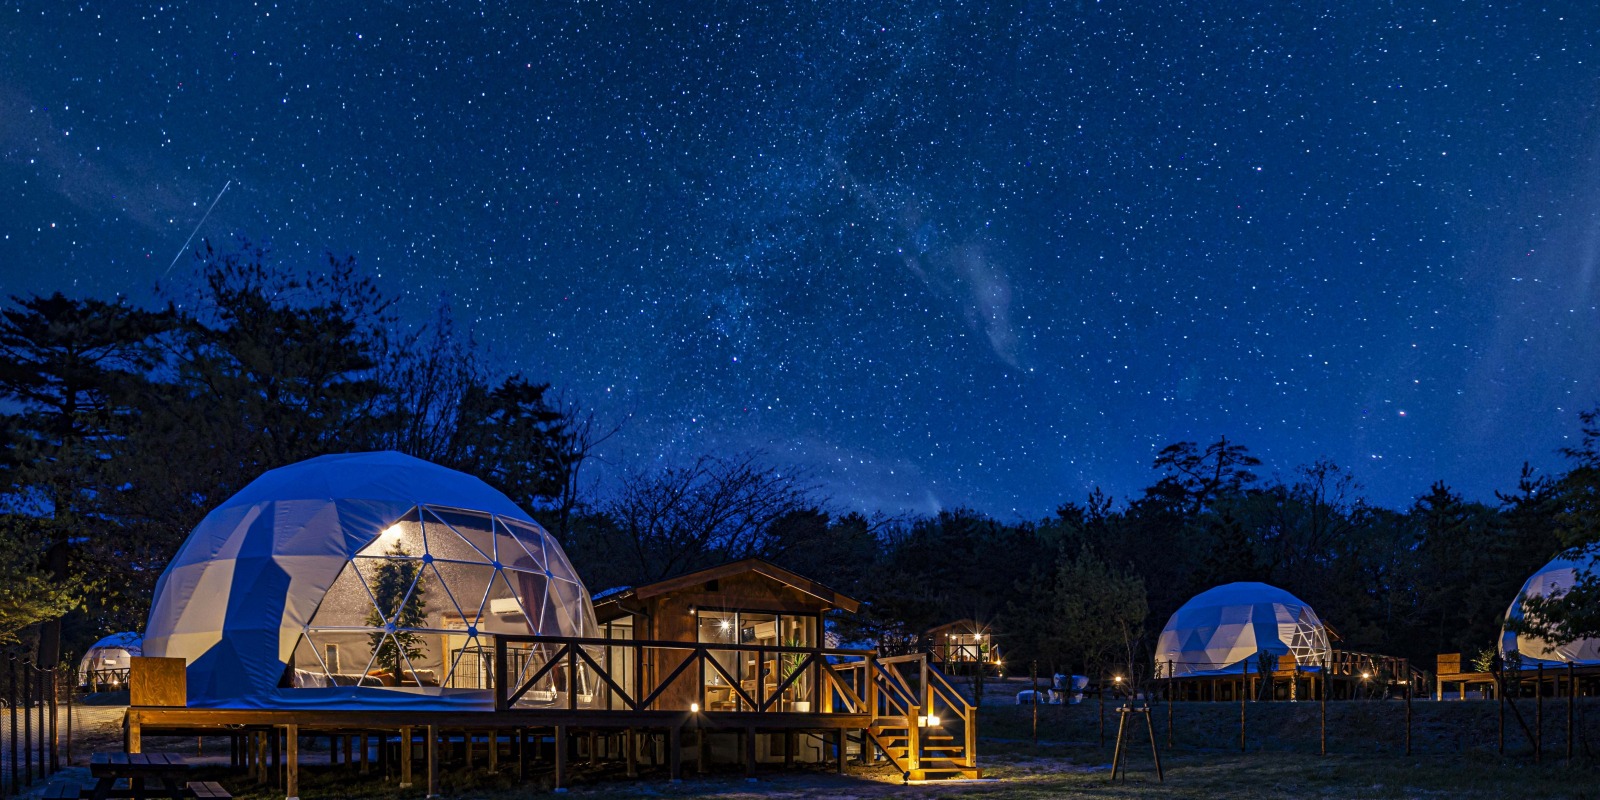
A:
690;703;700;713
1361;672;1371;679
917;714;941;727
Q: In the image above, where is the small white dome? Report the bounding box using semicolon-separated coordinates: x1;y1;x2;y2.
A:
1155;582;1331;677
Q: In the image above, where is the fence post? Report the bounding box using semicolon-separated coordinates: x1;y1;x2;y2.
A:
1403;659;1412;756
1320;658;1327;756
65;663;73;767
1567;661;1575;767
10;658;18;796
1535;662;1543;764
1239;658;1247;752
48;665;58;774
36;665;46;780
23;662;32;787
1030;661;1038;746
1166;660;1174;749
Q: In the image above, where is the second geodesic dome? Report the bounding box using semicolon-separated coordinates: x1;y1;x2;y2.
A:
143;451;596;709
1155;582;1332;677
1501;553;1600;665
78;632;142;689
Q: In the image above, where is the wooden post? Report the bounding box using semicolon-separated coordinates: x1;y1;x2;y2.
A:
270;728;281;789
744;726;757;780
1110;708;1127;781
1144;707;1164;782
697;727;708;774
785;731;796;768
668;724;681;782
399;726;413;789
835;728;846;774
516;729;527;781
127;717;142;755
360;733;370;775
256;731;269;785
285;725;299;800
488;729;499;774
555;725;570;789
1239;659;1248;752
1167;660;1175;749
1403;659;1412;756
1536;662;1544;764
1320;659;1327;756
866;655;879;723
624;729;637;778
1497;665;1505;755
1031;661;1039;746
1568;661;1576;766
426;725;439;799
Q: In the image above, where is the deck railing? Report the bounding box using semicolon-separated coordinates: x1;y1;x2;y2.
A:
489;634;877;714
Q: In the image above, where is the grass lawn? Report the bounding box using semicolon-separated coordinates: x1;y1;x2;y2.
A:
97;700;1600;799
186;741;1599;800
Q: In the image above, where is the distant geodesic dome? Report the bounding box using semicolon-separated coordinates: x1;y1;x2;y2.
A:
143;452;596;709
1154;582;1331;677
78;632;142;688
1502;553;1600;666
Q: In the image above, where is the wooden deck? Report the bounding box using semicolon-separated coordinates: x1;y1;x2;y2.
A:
123;641;981;795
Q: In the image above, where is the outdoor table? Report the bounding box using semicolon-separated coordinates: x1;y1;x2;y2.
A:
86;753;195;800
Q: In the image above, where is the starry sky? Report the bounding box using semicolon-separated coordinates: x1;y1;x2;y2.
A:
4;1;1600;517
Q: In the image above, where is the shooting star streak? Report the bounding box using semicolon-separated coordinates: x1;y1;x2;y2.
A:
162;179;231;279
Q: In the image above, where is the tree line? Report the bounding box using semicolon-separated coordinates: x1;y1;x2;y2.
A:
1;242;1596;679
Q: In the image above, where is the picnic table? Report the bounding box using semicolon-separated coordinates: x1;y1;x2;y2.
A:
84;753;195;800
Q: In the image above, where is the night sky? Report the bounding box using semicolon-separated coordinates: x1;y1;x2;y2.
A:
4;2;1599;516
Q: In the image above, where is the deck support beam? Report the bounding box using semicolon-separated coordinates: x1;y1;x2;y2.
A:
285;724;299;800
744;727;757;780
554;724;569;791
426;724;439;798
624;729;637;778
399;726;413;789
668;725;681;782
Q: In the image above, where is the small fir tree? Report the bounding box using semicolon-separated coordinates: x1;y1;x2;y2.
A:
365;545;428;683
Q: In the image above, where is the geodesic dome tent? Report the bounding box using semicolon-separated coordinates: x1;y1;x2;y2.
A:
78;632;142;689
1501;553;1600;665
143;452;597;709
1155;582;1331;677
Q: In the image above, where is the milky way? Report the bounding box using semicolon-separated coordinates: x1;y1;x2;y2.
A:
4;2;1599;515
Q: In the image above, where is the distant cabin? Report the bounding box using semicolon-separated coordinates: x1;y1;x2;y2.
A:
927;619;1002;676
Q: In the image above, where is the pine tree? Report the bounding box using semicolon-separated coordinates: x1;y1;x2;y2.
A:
365;546;428;683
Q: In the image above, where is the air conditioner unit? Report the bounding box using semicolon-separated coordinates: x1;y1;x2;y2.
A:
490;598;523;616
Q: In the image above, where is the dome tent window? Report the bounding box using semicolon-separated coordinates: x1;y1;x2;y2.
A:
293;505;593;692
143;452;596;710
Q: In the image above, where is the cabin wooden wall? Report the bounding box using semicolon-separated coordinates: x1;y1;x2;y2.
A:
642;572;831;711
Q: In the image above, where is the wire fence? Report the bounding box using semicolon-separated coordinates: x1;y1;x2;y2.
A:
0;656;68;797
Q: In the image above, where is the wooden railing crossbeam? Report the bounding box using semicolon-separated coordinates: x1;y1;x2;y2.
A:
506;643;570;706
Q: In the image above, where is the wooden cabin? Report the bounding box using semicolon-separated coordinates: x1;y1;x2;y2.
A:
592;558;861;715
927;619;1001;676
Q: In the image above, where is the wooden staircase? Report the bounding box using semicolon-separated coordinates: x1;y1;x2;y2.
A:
856;654;982;781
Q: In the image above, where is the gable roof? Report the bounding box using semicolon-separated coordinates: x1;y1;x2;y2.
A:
592;558;861;617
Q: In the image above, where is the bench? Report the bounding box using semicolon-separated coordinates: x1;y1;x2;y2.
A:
185;782;233;799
